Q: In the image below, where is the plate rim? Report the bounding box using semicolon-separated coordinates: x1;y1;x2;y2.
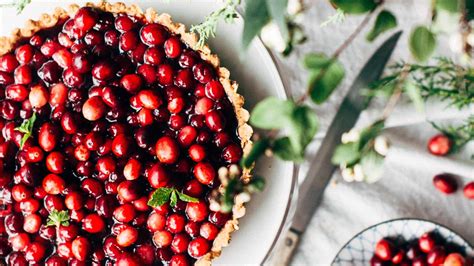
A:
332;217;474;264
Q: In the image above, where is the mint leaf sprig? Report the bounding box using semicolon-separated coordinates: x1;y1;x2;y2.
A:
15;113;37;149
147;187;199;208
46;209;70;227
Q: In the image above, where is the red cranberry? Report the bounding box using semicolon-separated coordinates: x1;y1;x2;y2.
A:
45;255;67;266
24;242;46;262
72;53;92;74
113;203;136;223
42;174;65;195
120;74;143;93
138;90;162;109
433;173;458;194
58;224;79;242
444;253;466;266
52;49;73;69
222;143;243;163
0;71;14;86
15;44;34;64
14;65;33;85
115;15;135;32
140;24;167;46
153;230;173;248
49;83;68;107
188;144;206;162
96;156;116;176
117;180;139;202
65;191;83;210
12;184;32;201
38;60;62;83
0;54;19;73
112;134;131;157
170;254;190;266
188;237;210;258
170;233;190;254
46;151;65;174
209;211;230;227
174;69;194;89
205;110;225;132
123;158;142;180
147;212;166;232
166;214;185;234
116;225;138;247
72;236;90;261
193;162;216;185
135;244;155;265
186;201;208;222
147;163;170;188
178;126;197;147
200;222;219;240
82;214;105;234
169;114;186;130
74;7;98;33
22;214;41;234
58;32;74;48
84;30;103;46
9;232;29;251
74;144;90;161
8;252;28;265
164;36;182;58
205;80;225;100
119;31;139;51
137;64;157;84
157;64;174;86
116;253;140;266
427;134;452;156
183;180;204;197
29;84;49;109
144;47;164;65
156;136;180;164
419;232;436;253
63;69;85;88
374;239;394;261
92;61;115;80
194;97;213;115
464;182;474;199
104;29;120;46
193;63;213;84
426;246;446;265
82;96;106;121
24;146;44;163
179;50;198;68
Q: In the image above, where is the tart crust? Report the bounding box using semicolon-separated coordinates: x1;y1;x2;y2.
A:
0;2;254;265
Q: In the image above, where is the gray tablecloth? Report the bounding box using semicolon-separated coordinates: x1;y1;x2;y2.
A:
272;0;474;264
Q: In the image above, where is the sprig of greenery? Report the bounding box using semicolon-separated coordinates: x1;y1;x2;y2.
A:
15;113;36;149
430;116;474;154
320;8;346;27
366;58;474;109
46;210;70;227
190;0;240;48
147;187;199;208
0;0;31;14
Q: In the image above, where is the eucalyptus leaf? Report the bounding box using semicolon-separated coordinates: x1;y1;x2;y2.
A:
273;137;304;162
266;0;289;42
242;0;271;50
288;105;318;153
366;10;397;42
303;53;332;69
241;139;270;168
360;150;385;183
436;0;460;13
358;120;385;149
404;79;424;112
307;58;345;104
249;97;295;129
409;26;436;62
330;0;377;14
331;142;360;165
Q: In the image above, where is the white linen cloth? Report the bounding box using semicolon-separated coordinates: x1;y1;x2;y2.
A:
270;0;474;264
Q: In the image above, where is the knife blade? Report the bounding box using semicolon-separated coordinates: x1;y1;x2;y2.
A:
271;31;402;266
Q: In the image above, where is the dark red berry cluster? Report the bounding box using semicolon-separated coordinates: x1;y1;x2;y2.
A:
0;6;243;265
372;232;472;266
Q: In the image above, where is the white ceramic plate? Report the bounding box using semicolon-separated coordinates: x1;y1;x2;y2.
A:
333;218;474;265
0;1;297;264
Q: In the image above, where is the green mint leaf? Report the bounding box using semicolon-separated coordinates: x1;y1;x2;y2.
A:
358;120;385;149
249;97;296;129
330;0;377;14
147;187;173;207
265;0;289;42
404;79;424;112
248;176;265;192
288;105;319;154
303;53;333;69
366;10;397;42
436;0;460;13
272;137;304;162
241;138;270;168
360;150;385;183
170;190;178;207
242;0;271;50
409;26;436;62
15;113;36;149
177;192;199;203
306;55;345;104
46;209;70;227
331;142;360;165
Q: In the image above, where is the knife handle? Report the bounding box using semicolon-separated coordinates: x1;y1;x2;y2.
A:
269;229;300;266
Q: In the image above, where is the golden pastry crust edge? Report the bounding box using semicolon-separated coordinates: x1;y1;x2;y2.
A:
0;2;254;265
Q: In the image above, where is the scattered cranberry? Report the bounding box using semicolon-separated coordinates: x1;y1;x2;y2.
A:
427;134;452;156
464;182;474;200
433;174;458;194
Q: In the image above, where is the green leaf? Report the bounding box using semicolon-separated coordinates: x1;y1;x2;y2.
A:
266;0;289;42
331;142;360;165
221;178;239;213
241;139;270;168
147;187;173;207
15;112;37;149
248;176;266;192
273;137;304;162
436;0;460;13
358;120;385;149
330;0;377;14
249;97;296;129
404;79;424;112
46;209;70;227
170;190;178;207
303;53;332;69
366;10;397;42
360;150;385;183
177;191;199;203
409;26;436;62
307;57;345;104
288;105;319;153
242;0;271;50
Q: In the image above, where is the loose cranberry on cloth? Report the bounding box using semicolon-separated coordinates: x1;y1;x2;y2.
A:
0;3;252;265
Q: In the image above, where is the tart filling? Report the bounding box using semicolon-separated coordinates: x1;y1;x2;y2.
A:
0;2;252;265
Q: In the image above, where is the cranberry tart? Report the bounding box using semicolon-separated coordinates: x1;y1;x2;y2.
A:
0;2;253;265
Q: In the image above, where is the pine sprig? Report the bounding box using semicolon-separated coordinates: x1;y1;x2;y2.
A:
15;112;36;149
0;0;31;14
430;116;474;154
190;0;240;48
46;210;70;227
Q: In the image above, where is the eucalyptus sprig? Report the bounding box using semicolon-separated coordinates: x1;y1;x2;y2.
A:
15;112;36;149
147;187;199;208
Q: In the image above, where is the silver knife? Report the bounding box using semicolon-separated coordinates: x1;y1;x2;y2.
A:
272;31;402;265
